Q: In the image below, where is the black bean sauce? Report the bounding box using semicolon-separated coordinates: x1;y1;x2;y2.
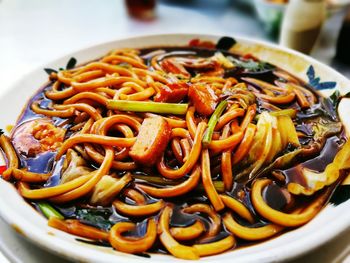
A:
10;45;345;253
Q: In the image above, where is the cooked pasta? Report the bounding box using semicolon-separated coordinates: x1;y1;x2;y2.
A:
1;39;349;259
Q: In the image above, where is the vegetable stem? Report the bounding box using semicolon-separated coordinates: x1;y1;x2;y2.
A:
202;100;228;147
38;202;64;220
133;174;178;185
255;109;297;120
107;100;188;115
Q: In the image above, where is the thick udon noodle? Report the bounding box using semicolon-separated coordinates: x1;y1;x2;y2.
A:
0;42;349;259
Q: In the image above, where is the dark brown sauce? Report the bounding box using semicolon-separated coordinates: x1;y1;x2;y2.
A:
170;206;197;227
262;183;288;211
16;83;56;127
330;184;350;206
198;231;231;244
22;151;55;174
45;157;65;187
122;218;149;237
76;238;112;248
7;45;347;255
283;136;342;186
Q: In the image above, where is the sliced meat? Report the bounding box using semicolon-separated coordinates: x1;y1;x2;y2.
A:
12;119;66;157
188;83;218;116
161;58;190;78
175;57;216;69
129;116;171;166
154;82;189;103
200;61;225;77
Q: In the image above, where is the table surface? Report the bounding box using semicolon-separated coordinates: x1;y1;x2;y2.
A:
0;0;350;262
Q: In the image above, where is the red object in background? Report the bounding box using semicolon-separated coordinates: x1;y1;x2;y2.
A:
188;38;215;49
242;53;257;61
0;165;7;175
189;39;200;47
125;0;156;20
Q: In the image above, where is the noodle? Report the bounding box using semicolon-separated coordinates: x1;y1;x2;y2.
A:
193;235;235;256
0;43;346;259
63;92;109;106
0;135;19;180
159;206;200;260
251;179;331;227
109;219;157;254
170;220;205;241
157;122;206;179
223;213;284;241
136;165;201;198
202;149;225;211
183;204;221;239
113;199;164;217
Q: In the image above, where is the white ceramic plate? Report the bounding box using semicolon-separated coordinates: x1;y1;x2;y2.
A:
0;34;350;263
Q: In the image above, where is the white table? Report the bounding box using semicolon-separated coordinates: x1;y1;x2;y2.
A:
0;0;350;262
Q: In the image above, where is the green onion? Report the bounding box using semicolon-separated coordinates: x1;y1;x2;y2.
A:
196;181;225;193
133;174;179;186
255;109;297;120
38;202;64;220
270;109;297;118
107;100;188;115
202;100;228;147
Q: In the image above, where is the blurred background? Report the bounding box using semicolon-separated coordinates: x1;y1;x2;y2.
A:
0;0;349;97
0;0;350;262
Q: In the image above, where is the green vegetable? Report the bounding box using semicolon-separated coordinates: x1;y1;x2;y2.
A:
65;57;77;70
44;57;77;75
133;174;180;186
44;68;58;75
107;100;188;115
311;90;350;121
229;57;274;72
312;118;342;142
214;52;234;68
328;90;350;114
197;181;225;193
202;100;228;147
329;90;341;107
270;109;297;118
76;208;113;231
255;109;297;120
38;202;64;220
255;149;303;179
